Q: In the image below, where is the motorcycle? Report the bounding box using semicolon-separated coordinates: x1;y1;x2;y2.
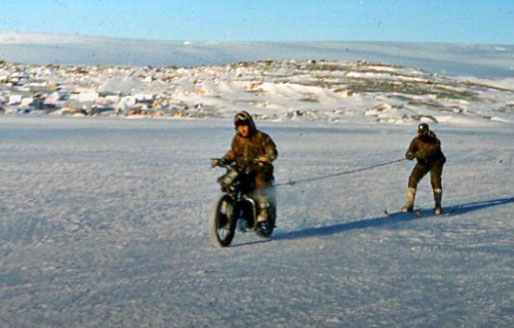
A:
209;159;276;247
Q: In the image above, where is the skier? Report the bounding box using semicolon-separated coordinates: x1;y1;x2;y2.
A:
211;111;278;229
401;123;446;215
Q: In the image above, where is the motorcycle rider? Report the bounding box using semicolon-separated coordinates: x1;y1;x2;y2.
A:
402;123;446;215
212;111;278;228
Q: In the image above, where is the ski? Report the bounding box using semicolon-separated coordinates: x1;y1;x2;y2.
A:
384;208;455;218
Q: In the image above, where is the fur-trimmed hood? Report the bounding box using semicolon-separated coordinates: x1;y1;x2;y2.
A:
234;111;257;137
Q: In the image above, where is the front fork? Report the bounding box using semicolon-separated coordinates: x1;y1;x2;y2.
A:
234;196;258;232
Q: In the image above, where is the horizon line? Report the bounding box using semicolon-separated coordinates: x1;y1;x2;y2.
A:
1;30;512;47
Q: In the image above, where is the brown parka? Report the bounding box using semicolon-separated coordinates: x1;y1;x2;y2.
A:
405;128;446;190
222;112;278;183
405;130;446;166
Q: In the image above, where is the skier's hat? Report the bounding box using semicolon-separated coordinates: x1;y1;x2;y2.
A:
418;123;429;134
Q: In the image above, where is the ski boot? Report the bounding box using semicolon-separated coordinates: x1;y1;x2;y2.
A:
401;187;416;213
433;188;442;215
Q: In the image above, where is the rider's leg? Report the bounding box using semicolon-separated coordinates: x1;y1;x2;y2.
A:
254;171;270;222
401;163;429;212
254;171;274;222
430;161;444;215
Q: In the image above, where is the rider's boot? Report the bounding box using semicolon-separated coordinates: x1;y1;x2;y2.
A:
433;188;443;215
255;195;269;231
401;187;416;213
257;201;268;223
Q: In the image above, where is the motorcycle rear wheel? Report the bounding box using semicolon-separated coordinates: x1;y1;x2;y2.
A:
209;194;236;247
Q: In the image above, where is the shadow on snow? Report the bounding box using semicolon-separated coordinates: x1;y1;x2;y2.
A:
275;196;514;241
231;239;272;248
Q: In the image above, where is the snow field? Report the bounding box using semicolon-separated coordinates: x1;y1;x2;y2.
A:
1;116;513;327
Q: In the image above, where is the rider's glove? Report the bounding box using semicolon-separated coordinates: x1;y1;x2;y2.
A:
212;157;230;167
211;158;221;167
405;152;415;161
257;156;270;163
254;156;270;166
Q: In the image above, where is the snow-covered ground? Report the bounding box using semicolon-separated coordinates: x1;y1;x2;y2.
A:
1;116;513;327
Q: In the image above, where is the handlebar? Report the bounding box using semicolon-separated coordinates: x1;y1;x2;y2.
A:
211;157;269;169
211;158;234;168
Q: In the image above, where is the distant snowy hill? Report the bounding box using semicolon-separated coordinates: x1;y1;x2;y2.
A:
1;31;514;79
1;31;514;127
1;58;514;126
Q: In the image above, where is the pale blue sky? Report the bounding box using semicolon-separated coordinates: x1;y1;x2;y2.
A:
1;0;513;43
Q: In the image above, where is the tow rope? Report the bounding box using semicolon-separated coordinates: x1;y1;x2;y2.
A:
274;158;406;187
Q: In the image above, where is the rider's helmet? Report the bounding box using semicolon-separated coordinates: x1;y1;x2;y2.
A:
418;123;429;136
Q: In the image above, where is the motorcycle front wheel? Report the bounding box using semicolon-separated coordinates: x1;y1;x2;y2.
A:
209;194;236;247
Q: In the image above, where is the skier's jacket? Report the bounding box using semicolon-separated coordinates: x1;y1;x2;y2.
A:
222;114;277;173
405;130;446;166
